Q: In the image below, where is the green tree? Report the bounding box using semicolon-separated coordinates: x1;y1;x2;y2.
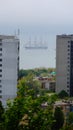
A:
4;75;54;130
58;90;69;99
18;68;56;79
0;101;4;122
60;125;70;130
0;101;4;130
67;112;73;125
52;107;64;130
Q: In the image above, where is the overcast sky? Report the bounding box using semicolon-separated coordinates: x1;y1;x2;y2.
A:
0;0;73;33
0;0;73;27
0;0;73;69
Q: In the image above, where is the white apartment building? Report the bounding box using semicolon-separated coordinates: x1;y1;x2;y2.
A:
56;34;73;96
0;35;19;107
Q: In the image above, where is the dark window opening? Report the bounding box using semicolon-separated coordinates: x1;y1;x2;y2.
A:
0;80;2;83
0;48;2;51
0;70;2;72
0;90;2;93
68;45;70;47
0;95;2;98
67;85;69;88
0;64;2;67
0;59;2;61
0;54;2;56
0;43;2;46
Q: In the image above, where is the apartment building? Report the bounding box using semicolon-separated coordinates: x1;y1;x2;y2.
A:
0;35;19;107
56;34;73;96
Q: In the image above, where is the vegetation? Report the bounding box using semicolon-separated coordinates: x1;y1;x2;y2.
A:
0;72;73;130
18;68;56;79
67;112;73;125
58;90;69;99
2;75;56;130
52;107;64;130
0;101;4;130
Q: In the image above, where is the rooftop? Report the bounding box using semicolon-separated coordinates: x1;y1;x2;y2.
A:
57;34;73;39
0;35;18;39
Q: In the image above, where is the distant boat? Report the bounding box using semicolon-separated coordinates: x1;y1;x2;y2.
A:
25;46;48;49
25;40;48;50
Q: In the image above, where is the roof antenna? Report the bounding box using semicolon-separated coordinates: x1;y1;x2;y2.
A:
14;30;16;36
18;29;20;36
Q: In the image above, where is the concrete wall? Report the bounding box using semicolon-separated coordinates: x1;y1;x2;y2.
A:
0;36;19;107
56;35;72;95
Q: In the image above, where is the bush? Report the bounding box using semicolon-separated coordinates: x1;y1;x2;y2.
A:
58;90;69;99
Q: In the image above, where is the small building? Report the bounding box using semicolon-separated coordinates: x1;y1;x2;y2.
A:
38;77;55;92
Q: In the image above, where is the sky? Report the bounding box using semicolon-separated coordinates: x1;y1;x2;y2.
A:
0;0;73;69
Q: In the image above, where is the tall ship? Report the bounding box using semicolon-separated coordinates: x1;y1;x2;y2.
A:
25;39;48;50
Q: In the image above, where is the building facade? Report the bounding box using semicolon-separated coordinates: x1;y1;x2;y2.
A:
38;77;55;92
56;34;73;96
0;35;19;107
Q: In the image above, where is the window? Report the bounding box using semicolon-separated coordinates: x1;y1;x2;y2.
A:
68;65;70;67
0;48;2;51
0;64;2;67
0;85;2;87
0;90;2;93
68;53;70;55
0;80;2;83
67;85;69;88
0;54;2;56
0;70;2;72
67;57;70;59
0;39;2;42
68;45;70;47
0;75;2;77
68;49;70;51
67;61;70;63
0;59;2;61
67;69;70;71
18;56;19;61
67;82;69;84
0;95;2;98
67;90;69;92
0;43;2;46
67;77;69;80
18;44;19;51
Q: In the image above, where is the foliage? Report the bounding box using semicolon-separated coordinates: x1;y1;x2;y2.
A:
0;101;4;122
60;124;73;130
60;125;70;130
67;112;73;125
3;75;55;130
47;93;58;105
55;107;73;130
58;90;69;99
0;101;4;130
52;107;64;130
18;68;56;79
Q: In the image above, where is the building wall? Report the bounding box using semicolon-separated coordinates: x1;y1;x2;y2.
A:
56;35;73;95
70;41;73;96
39;77;55;92
41;80;50;90
0;36;19;107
